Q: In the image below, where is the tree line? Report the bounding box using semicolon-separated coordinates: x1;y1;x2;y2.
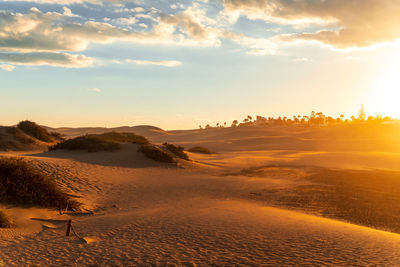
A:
199;106;397;129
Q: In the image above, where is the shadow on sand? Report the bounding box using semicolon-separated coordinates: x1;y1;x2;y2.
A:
25;144;178;169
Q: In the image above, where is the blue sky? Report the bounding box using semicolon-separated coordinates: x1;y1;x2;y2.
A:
1;0;400;129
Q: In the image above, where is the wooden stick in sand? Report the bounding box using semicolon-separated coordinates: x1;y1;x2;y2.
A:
66;220;72;236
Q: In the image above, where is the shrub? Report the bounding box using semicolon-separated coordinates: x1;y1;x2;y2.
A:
0;157;81;209
17;120;53;143
163;142;189;160
49;135;121;152
138;145;175;163
50;132;65;141
0;139;20;151
0;210;14;228
96;131;149;144
188;146;215;154
6;127;34;144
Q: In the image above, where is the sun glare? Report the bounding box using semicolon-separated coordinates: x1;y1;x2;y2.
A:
369;51;400;118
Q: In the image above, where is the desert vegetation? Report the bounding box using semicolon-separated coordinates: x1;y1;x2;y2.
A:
17;120;55;143
49;135;121;152
0;127;34;151
6;127;35;145
0;157;80;209
0;210;14;228
163;142;190;160
138;144;176;163
49;132;148;152
200;106;399;129
188;146;215;154
94;131;149;144
0;210;15;228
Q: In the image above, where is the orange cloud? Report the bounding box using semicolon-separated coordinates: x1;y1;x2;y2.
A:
223;0;400;48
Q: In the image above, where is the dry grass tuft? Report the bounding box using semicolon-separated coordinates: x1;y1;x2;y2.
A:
138;145;176;163
163;143;190;160
0;210;14;228
0;157;81;209
17;120;54;143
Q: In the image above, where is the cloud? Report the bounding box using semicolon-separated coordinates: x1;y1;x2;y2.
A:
0;7;223;54
222;30;278;55
126;59;182;67
88;87;101;92
63;7;79;17
0;6;226;68
0;52;95;68
114;16;137;25
0;64;15;71
0;3;285;68
1;0;101;4
222;0;400;49
292;57;310;62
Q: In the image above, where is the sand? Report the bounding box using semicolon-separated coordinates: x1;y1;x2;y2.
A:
1;125;400;266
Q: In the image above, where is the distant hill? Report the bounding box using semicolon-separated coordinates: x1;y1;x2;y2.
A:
45;125;168;140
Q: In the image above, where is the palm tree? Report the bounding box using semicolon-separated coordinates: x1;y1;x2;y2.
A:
358;104;366;121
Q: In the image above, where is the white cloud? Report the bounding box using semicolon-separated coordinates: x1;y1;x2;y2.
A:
1;0;101;4
132;7;145;13
0;52;95;68
223;31;278;56
134;13;157;21
0;64;15;71
115;16;137;25
63;7;79;17
126;59;182;67
292;57;310;62
88;87;101;92
0;7;223;54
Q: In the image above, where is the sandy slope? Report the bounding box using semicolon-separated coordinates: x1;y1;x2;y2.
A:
1;146;400;266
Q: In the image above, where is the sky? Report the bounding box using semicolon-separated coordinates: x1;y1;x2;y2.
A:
1;0;400;129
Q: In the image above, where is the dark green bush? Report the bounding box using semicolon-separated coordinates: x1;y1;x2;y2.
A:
163;142;189;160
49;135;121;152
138;145;175;163
0;157;81;209
0;210;14;228
188;146;215;154
17;120;53;143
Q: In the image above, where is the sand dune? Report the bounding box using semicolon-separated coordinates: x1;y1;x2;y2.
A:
2;124;400;265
